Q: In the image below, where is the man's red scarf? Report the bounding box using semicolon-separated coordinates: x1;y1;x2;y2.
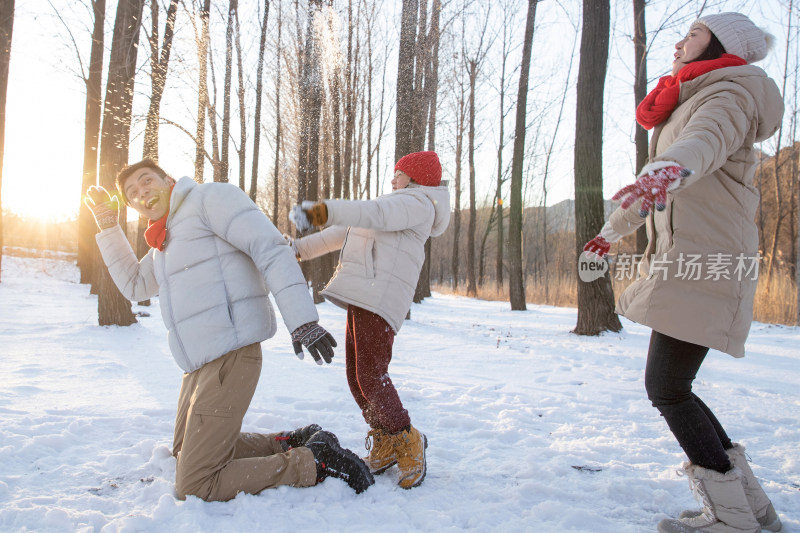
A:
635;54;747;130
143;184;175;251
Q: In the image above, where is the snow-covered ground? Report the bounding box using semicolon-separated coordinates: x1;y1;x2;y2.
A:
1;253;798;533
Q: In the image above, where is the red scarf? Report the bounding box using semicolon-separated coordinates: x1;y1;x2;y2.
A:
635;54;747;130
143;184;175;251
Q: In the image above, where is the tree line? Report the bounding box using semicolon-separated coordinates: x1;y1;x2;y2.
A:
0;0;798;329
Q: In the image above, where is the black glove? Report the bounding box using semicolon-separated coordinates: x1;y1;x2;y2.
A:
291;322;337;365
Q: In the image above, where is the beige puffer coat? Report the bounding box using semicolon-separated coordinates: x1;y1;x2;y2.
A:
294;183;451;333
607;65;783;357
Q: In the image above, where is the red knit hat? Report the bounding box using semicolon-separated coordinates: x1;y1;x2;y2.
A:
394;151;442;186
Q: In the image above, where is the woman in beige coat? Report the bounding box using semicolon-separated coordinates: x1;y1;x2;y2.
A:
288;151;450;490
584;13;783;533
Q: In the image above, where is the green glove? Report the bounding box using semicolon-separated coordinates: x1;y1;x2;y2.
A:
84;186;120;230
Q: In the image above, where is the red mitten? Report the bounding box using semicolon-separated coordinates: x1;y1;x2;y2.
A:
612;163;692;217
583;235;611;259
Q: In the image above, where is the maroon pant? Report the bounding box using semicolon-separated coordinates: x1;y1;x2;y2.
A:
345;305;410;434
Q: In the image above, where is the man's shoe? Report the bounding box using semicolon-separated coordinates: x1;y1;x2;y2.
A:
305;430;374;494
276;424;322;451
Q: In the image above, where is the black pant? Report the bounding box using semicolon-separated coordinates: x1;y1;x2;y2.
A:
644;330;733;473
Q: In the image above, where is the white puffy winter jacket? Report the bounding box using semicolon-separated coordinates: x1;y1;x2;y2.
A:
95;177;318;373
294;183;450;333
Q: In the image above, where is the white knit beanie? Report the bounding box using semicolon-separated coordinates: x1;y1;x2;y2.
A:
693;12;775;64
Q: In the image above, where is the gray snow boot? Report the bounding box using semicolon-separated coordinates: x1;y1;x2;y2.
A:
679;444;782;532
658;462;759;533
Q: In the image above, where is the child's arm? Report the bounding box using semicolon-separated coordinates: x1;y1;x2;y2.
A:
293;192;432;234
294;225;348;261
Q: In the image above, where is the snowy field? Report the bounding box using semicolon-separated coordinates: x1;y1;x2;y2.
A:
1;252;798;533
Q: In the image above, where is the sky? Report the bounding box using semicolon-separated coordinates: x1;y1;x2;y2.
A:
0;0;792;223
1;252;798;531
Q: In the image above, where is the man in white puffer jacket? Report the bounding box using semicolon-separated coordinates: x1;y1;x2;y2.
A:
289;151;450;490
83;159;374;501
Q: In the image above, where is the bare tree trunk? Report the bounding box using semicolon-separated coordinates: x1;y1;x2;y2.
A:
375;42;389;199
788;35;798;285
318;63;336;287
0;0;12;283
508;0;537;311
218;0;236;183
250;0;270;202
297;0;325;302
792;20;800;325
410;0;428;153
633;0;649;254
137;0;177;306
426;0;441;153
797;156;800;325
331;65;343;198
478;203;497;286
395;0;418;162
77;0;105;288
356;85;365;198
452;94;465;290
352;22;363;199
573;0;621;334
416;0;441;301
395;0;418;314
414;0;440;302
143;0;178;161
765;1;793;290
341;0;351;199
97;0;145;327
194;0;211;182
633;0;650;254
461;6;490;296
272;1;282;224
494;4;510;290
234;6;246;191
207;55;221;179
365;4;374;199
757;153;767;258
466;59;478;296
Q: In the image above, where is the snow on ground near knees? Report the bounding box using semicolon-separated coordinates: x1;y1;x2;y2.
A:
0;254;798;532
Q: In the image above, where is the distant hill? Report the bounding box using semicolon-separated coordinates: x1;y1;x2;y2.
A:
521;199;617;234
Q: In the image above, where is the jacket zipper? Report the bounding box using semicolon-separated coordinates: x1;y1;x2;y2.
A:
339;228;351;263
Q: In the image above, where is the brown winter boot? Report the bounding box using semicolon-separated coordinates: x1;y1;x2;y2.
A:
364;428;397;475
679;444;782;532
658;462;760;533
390;425;427;489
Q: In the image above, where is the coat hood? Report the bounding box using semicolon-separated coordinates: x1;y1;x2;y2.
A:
167;176;197;223
406;181;451;237
679;64;783;142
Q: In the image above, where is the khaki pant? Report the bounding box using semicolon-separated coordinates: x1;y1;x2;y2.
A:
172;343;317;501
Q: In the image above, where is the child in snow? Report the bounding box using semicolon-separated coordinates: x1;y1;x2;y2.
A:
583;13;783;533
288;151;450;489
84;159;374;501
